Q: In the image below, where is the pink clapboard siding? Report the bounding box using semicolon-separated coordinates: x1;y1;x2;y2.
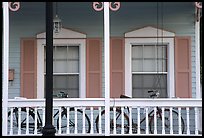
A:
175;36;192;98
20;38;37;99
110;38;125;98
86;38;102;98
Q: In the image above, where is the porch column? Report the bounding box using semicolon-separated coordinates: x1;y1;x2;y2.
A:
104;2;110;136
42;2;56;136
2;2;9;136
195;10;201;133
195;17;201;99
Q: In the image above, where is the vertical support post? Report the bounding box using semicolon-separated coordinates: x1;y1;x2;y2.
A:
104;2;110;136
42;2;56;136
195;13;201;99
195;15;201;133
2;2;9;136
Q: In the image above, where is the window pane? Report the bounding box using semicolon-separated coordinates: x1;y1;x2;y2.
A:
157;46;166;59
55;46;67;59
132;74;143;87
158;60;167;72
132;74;167;98
66;75;79;98
132;46;142;58
143;59;155;71
132;89;148;98
131;44;167;72
67;46;79;73
67;61;79;73
143;75;155;87
53;75;79;98
68;46;79;59
50;46;80;73
132;60;142;72
54;61;67;72
143;46;155;58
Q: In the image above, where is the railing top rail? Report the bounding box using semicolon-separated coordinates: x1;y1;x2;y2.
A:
110;98;202;107
7;98;106;107
6;98;202;108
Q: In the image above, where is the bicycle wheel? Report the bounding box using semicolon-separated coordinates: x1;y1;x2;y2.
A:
7;107;42;134
149;108;185;134
95;107;130;134
56;107;91;134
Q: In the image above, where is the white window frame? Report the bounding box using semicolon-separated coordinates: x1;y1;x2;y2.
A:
36;28;86;98
124;26;175;98
45;44;80;98
131;43;168;98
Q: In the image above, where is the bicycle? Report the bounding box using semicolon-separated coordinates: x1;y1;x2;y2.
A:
95;90;185;134
7;91;91;134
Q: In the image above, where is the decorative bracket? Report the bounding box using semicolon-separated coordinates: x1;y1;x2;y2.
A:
93;2;120;11
195;2;202;22
195;2;202;9
2;2;20;11
9;2;20;11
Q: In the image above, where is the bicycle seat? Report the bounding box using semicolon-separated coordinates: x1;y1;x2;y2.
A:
120;94;130;98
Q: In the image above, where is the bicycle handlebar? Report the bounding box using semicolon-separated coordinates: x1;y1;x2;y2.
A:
56;91;69;98
148;89;160;98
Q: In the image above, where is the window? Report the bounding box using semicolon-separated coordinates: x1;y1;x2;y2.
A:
37;28;86;99
131;44;167;98
44;45;80;98
125;27;175;98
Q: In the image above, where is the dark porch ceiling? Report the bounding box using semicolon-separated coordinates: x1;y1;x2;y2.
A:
9;2;195;38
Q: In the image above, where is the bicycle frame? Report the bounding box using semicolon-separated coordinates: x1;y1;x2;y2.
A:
138;107;162;125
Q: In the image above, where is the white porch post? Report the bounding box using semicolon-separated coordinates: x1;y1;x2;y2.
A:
195;19;201;99
104;2;110;136
195;15;201;133
2;2;9;136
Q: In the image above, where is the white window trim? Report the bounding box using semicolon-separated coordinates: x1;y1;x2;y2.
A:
37;39;86;98
124;26;175;98
36;28;86;98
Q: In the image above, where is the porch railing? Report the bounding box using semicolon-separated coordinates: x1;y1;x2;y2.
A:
6;98;202;136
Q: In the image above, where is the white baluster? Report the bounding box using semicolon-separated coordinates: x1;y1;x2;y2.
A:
137;107;140;134
113;107;116;134
129;107;132;134
186;107;190;135
194;107;198;135
98;107;102;134
26;107;29;134
162;107;165;134
74;107;77;134
34;107;37;134
121;107;124;134
154;107;157;134
145;107;148;134
169;107;173;134
9;108;13;135
66;107;70;134
18;108;21;135
42;107;45;127
52;108;55;127
178;107;181;135
58;107;62;134
82;107;85;134
90;107;94;134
